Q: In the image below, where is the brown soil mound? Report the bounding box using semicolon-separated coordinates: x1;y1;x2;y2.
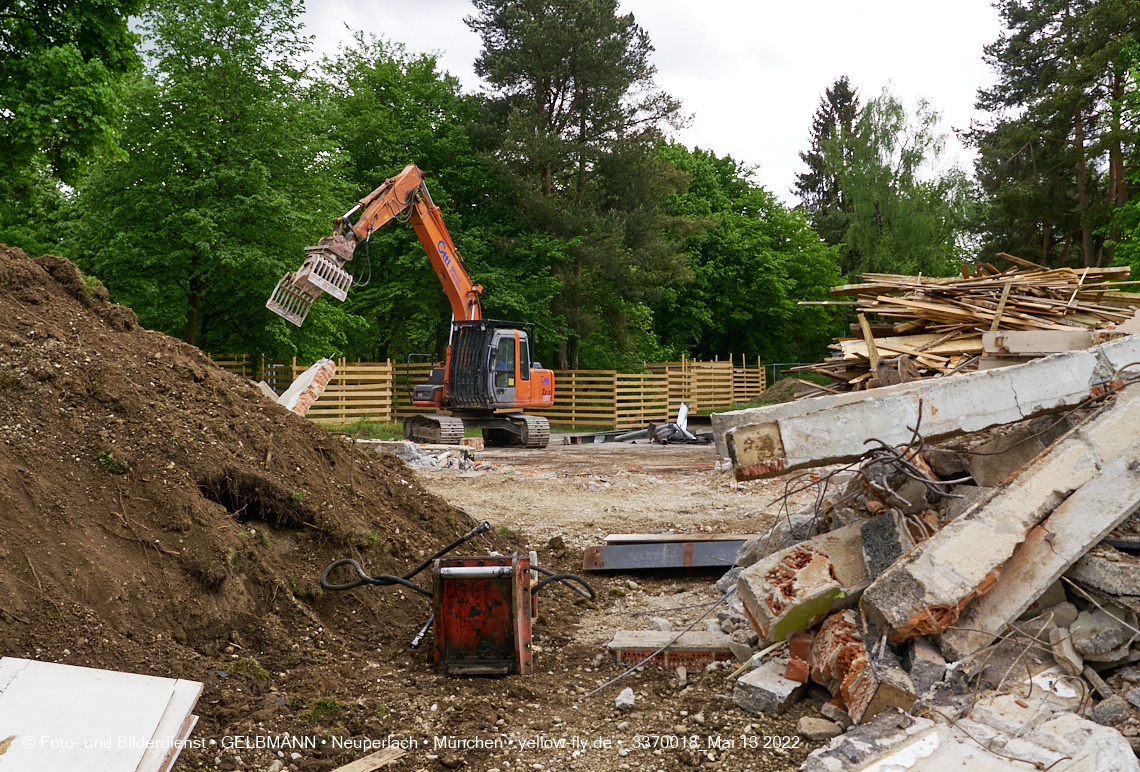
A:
0;243;484;683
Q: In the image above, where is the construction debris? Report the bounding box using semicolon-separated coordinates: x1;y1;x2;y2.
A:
277;357;336;417
700;334;1140;765
794;263;1140;392
719;335;1140;479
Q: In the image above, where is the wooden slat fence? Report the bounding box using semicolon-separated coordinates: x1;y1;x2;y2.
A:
207;352;767;430
526;371;617;429
289;358;395;426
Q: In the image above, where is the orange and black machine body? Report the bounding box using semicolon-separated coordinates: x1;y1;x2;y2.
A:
432;554;536;676
267;163;554;448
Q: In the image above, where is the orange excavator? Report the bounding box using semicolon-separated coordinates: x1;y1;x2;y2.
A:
267;164;554;447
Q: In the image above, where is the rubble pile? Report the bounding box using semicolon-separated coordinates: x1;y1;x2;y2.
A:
795;261;1140;392
709;332;1140;770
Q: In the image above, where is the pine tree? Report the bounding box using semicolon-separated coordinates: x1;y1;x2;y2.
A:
466;0;688;369
794;76;859;218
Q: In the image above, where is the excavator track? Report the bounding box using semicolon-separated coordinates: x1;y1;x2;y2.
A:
505;414;550;449
403;414;465;445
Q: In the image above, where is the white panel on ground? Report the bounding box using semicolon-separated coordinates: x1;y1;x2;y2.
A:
0;658;202;772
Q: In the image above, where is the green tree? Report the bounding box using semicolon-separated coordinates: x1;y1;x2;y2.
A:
467;0;690;369
817;88;971;277
653;145;843;364
793;76;860;247
0;0;141;252
974;0;1140;267
71;0;353;359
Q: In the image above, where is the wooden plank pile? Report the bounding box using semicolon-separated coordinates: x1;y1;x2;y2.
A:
795;257;1140;392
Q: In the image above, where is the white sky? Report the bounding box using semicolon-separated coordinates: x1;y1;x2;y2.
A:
300;0;1002;204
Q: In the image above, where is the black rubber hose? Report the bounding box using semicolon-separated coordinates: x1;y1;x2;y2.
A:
532;566;596;600
320;520;493;596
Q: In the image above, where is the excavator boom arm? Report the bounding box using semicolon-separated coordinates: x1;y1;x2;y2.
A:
347;166;482;322
267;164;482;325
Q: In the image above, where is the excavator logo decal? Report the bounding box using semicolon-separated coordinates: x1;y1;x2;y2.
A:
438;240;461;288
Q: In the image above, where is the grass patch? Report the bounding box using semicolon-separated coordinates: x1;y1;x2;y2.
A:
497;525;514;539
305;696;343;723
96;450;130;475
232;657;271;682
329;419;405;441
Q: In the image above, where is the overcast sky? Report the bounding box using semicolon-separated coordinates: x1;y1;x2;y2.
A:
299;0;1003;204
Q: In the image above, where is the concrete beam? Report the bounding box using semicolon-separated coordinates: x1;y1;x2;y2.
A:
862;385;1140;647
713;335;1140;475
982;329;1128;356
940;440;1140;660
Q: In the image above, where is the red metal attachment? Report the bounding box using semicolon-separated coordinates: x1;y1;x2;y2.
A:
432;554;534;676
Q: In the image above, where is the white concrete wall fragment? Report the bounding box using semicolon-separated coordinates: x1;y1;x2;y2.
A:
278;358;336;417
716;335;1140;475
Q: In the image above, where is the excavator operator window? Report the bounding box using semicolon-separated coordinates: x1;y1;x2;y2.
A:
495;337;514;388
519;333;530;380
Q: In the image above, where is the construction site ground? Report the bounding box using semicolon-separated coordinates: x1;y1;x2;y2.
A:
0;245;829;772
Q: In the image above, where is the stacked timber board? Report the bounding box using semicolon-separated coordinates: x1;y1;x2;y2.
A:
796;260;1140;392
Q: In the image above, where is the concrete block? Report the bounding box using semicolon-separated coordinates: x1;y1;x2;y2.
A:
904;637;946;697
865;386;1140;649
1125;687;1140;709
737;543;845;644
1070;605;1135;659
1069;544;1140;597
1023;711;1140;772
1039;601;1079;629
733;657;804;714
798;716;842;741
820;701;852;730
1091;694;1130;726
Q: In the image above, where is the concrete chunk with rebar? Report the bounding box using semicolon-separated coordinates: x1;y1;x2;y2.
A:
714;336;1140;479
861;384;1140;647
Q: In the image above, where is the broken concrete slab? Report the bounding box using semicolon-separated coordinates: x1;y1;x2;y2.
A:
1069;544;1140;597
942;484;990;524
733;657;804;714
734;506;821;566
1091;694;1129;726
803;700;1140;772
718;335;1140;477
842;650;916;725
864;386;1140;648
940;441;1140;659
982;329;1129;356
279;357;336;417
737;543;846;644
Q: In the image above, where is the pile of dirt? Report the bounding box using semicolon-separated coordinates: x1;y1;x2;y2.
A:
0;245;499;704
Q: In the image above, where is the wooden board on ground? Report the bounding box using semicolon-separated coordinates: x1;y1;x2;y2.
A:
329;746;406;772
